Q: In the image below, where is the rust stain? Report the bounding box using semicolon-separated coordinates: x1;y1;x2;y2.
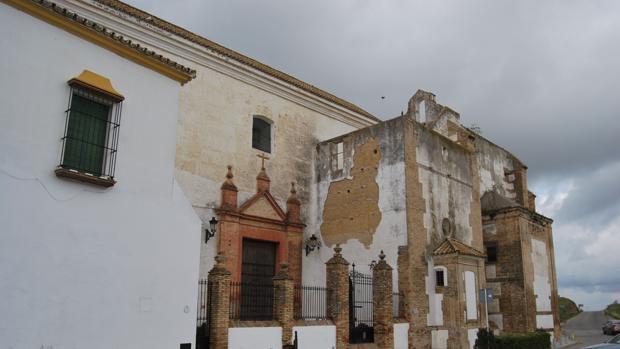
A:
321;137;381;247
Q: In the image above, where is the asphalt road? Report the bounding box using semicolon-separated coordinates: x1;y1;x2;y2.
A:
564;311;613;348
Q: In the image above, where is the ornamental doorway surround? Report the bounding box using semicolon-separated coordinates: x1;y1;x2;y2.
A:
215;163;305;285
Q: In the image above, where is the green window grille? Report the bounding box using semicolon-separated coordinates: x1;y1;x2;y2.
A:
60;87;121;178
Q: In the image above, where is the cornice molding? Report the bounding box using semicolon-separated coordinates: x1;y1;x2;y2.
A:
59;0;378;129
2;0;195;84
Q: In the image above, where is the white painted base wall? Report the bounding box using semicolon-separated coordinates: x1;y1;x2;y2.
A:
537;314;555;329
394;323;410;349
432;329;449;349
468;328;479;349
292;325;336;349
229;327;282;349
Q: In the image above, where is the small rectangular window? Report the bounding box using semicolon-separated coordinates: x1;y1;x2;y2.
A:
62;93;111;175
57;71;123;187
486;245;498;263
336;142;344;170
436;270;445;287
331;141;344;172
252;117;271;153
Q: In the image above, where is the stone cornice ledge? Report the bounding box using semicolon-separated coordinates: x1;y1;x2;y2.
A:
60;0;378;130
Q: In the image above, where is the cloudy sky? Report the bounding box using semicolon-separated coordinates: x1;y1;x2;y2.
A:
126;0;620;310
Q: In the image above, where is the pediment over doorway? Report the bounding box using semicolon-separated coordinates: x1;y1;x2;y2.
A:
238;192;286;222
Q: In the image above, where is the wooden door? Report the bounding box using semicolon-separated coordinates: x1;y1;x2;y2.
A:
240;239;277;320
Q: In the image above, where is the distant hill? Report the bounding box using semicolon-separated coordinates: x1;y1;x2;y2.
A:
559;296;582;322
606;301;620;319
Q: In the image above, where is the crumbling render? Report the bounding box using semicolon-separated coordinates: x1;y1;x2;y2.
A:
320;137;382;247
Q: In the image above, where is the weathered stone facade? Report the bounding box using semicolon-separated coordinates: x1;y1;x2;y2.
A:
482;196;561;339
312;91;560;347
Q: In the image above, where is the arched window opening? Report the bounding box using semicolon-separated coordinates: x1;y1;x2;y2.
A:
252;116;271;153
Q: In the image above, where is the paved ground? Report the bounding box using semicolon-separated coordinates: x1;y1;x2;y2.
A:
563;311;613;348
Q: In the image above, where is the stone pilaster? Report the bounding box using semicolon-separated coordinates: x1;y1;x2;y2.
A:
220;165;238;210
326;244;350;349
273;263;295;346
208;255;231;349
373;250;394;349
403;119;431;349
397;246;409;320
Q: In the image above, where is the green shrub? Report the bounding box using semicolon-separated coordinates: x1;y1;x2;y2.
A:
475;328;551;349
559;296;582;322
606;301;620;319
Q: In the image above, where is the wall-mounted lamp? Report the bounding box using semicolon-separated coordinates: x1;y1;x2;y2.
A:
369;260;377;270
205;216;218;244
304;234;322;256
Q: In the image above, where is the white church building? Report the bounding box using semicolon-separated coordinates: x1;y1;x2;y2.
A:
0;1;202;348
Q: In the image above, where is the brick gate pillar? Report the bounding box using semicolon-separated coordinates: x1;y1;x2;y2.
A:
373;250;394;349
326;244;350;349
273;262;295;346
208;254;231;349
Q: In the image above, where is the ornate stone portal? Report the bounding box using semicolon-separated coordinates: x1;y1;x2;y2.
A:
216;164;305;285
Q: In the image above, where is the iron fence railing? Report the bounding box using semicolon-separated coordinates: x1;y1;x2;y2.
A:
229;281;275;321
350;270;374;343
196;279;212;349
294;285;329;320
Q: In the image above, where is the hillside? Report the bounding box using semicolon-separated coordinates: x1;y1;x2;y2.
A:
559;296;582;322
606;301;620;319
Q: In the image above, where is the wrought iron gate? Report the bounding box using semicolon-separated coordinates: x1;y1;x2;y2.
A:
349;266;373;343
196;279;212;349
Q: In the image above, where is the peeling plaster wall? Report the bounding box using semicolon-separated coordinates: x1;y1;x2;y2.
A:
416;126;474;245
308;118;407;287
171;62;362;278
476;137;518;200
320;137;382;247
415;125;479;326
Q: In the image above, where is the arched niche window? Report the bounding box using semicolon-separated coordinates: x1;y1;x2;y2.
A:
252;116;271;153
434;266;448;287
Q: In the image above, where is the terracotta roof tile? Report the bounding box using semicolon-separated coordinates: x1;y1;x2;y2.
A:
94;0;378;121
24;0;196;81
433;238;486;258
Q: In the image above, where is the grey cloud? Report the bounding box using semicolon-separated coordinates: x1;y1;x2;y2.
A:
556;161;620;226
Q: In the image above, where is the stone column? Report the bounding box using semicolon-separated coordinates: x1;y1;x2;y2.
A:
208;255;231;349
373;250;394;349
326;244;350;349
273;263;295;346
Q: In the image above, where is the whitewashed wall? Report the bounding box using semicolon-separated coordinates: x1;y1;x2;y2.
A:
228;327;282;349
531;238;552;312
0;5;201;349
292;325;336;349
394;323;410;349
468;328;480;349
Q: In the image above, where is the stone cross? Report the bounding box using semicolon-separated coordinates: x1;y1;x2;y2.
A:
257;153;270;169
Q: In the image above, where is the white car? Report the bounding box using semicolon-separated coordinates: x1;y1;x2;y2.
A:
584;334;620;349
